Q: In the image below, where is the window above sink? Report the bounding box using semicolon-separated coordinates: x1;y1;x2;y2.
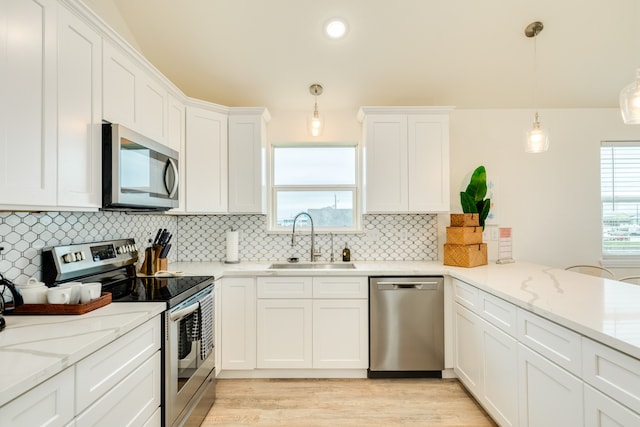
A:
269;143;361;232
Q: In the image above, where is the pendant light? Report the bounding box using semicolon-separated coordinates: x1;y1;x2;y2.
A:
309;84;323;136
524;21;549;153
620;0;640;124
620;70;640;123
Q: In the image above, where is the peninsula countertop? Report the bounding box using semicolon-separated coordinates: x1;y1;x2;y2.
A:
173;259;640;360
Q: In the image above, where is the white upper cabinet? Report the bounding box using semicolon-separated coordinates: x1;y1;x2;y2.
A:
185;104;228;213
0;0;58;208
57;6;102;208
228;108;270;214
358;107;452;213
167;94;186;212
102;41;167;145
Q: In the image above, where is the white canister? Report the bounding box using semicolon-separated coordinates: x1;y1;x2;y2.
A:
18;278;48;304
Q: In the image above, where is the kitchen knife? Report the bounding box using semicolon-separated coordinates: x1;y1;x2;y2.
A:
159;243;171;258
153;228;163;245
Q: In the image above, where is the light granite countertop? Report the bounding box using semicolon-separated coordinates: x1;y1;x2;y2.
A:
173;260;640;360
0;302;165;406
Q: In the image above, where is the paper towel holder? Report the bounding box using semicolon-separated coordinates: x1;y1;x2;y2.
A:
224;229;241;264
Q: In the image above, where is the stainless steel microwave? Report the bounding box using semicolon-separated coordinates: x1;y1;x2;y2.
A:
102;123;179;211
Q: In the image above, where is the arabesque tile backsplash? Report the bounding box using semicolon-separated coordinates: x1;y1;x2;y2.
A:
0;211;437;283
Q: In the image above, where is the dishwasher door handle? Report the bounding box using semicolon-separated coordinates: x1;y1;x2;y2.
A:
376;282;439;290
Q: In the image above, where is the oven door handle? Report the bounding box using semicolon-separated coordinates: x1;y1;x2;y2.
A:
169;301;199;322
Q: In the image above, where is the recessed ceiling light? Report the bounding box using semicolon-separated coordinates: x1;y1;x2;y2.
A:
324;18;348;39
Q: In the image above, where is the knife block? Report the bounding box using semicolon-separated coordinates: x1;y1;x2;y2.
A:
141;245;168;275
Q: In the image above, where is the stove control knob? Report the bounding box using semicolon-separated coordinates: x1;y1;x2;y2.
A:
75;251;84;261
62;253;75;263
116;246;123;254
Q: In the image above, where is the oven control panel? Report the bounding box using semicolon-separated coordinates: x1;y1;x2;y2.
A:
42;238;139;284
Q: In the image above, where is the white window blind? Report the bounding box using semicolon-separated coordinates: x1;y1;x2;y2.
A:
601;141;640;257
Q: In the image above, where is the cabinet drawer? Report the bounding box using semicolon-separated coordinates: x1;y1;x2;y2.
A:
584;383;640;427
0;367;74;427
582;337;640;412
517;309;582;376
453;278;479;311
478;290;517;337
313;276;368;299
257;276;312;298
76;352;161;427
76;316;161;412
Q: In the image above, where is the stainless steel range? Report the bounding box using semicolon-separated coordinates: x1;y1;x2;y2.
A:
42;238;216;427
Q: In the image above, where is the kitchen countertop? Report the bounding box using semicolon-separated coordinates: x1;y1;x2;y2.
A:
173;260;640;360
3;259;639;407
0;302;165;407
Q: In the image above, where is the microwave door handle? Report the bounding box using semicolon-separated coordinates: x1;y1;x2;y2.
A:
164;158;179;198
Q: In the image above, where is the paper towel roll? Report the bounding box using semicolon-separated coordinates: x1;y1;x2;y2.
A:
225;230;240;263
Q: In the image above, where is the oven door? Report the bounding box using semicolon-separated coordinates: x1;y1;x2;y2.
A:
165;286;216;427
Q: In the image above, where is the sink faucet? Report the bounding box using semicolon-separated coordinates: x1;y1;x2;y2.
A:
291;212;321;262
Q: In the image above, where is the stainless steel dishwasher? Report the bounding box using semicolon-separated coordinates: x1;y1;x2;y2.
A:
369;276;444;378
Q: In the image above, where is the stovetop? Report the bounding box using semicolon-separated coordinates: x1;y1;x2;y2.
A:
102;275;215;307
41;238;215;308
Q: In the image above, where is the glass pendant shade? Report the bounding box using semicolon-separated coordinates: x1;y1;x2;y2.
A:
310;109;323;136
524;112;549;153
620;69;640;124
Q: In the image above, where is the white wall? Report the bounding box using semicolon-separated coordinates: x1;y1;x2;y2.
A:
268;107;640;271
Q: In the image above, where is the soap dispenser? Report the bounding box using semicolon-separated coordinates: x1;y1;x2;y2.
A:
342;243;351;262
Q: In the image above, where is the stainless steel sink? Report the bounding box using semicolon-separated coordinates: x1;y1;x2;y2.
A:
268;262;356;270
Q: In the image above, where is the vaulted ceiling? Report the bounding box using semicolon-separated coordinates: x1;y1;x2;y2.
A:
103;0;640;112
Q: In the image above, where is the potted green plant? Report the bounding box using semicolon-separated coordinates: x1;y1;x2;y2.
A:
460;165;491;229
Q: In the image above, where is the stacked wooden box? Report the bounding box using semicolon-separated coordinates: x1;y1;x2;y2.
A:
444;213;488;267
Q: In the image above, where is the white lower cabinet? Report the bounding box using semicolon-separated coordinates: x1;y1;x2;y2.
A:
0;316;161;427
312;299;368;369
220;277;257;370
454;302;518;427
0;366;74;427
250;276;368;373
584;383;640;427
518;343;583;427
454;303;483;392
257;298;313;368
481;320;518;427
75;352;161;427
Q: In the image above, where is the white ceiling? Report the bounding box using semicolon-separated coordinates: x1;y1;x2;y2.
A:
106;0;640;112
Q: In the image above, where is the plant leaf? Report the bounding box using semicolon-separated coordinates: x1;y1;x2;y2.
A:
465;166;487;202
479;198;491;229
460;192;478;213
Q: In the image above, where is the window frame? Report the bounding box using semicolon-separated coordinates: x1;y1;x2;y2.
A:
267;142;362;233
601;140;640;267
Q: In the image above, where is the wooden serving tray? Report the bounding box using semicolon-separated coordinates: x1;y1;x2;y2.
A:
10;292;112;315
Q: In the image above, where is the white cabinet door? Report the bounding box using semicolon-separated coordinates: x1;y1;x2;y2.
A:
518;343;583;427
185;106;228;213
102;41;136;128
257;299;312;369
584;383;640;427
312;299;368;369
75;352;161;427
136;75;167;144
167;94;186;212
360;107;451;213
0;367;74;427
362;114;408;212
228;109;268;213
482;320;518;427
454;303;483;395
102;41;167;144
407;114;450;212
220;277;256;370
57;6;102;208
0;0;57;208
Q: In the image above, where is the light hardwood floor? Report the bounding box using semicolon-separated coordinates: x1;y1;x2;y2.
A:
202;378;497;426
